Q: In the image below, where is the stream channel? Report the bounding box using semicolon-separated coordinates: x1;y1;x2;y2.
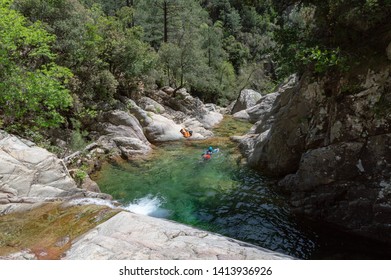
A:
93;117;391;260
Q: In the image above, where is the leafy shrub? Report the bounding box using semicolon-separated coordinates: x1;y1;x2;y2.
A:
0;0;73;131
74;169;87;185
297;46;349;73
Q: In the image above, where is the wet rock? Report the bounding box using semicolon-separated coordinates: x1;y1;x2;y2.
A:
0;250;37;260
80;176;101;193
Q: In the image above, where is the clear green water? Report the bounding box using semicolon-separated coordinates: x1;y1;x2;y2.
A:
95;141;316;258
94;117;391;259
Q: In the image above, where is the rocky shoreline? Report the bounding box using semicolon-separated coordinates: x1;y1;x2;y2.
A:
0;87;293;260
233;64;391;244
3;63;390;258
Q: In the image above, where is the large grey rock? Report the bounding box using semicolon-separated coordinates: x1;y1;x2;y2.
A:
143;113;184;142
128;99;183;142
112;137;151;155
239;66;391;244
128;97;218;142
0;131;104;214
232;110;250;121
64;211;292;260
231;89;263;114
245;78;302;176
279;142;365;191
247;92;280;124
199;111;223;129
278;136;391;241
233;92;279;125
100;110;148;141
95;110;151;158
148;88;223;130
137;97;166;114
181;118;213;140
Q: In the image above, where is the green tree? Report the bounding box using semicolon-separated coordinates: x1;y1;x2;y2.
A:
271;0;391;78
135;0;183;48
0;0;72;131
149;0;208;89
14;0;156;102
200;21;226;68
101;16;157;96
13;0;108;102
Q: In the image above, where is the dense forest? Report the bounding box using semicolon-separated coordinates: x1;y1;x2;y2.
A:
1;0;390;150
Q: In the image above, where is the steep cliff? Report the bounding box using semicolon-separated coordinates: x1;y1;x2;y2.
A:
239;59;391;243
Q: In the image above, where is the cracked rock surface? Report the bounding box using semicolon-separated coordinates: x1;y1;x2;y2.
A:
0;131;108;214
63;211;292;260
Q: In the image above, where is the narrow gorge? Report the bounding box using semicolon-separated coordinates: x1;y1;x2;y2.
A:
1;0;391;261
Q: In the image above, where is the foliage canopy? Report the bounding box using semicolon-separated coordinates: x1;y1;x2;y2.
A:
0;0;72;131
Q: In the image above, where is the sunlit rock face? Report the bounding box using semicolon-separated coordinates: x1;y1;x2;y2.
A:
0;130;292;260
63;211;293;260
0;130;111;214
0;130;78;213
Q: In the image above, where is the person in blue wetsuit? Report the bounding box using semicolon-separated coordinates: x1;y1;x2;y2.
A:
202;146;219;160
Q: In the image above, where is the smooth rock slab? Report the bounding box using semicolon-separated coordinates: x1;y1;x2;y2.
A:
0;131;80;204
64;211;292;260
0;131;109;214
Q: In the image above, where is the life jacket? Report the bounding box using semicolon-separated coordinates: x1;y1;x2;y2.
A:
180;128;192;138
203;154;211;160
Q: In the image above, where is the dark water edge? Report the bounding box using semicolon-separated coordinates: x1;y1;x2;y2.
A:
93;146;391;260
300;220;391;260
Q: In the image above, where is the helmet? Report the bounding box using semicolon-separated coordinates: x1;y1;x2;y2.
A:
208;146;213;151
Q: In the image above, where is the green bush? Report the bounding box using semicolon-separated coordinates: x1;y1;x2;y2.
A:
297;46;349;73
0;0;73;131
74;169;87;185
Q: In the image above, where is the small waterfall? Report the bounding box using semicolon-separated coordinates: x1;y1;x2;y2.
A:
69;194;170;218
124;194;170;218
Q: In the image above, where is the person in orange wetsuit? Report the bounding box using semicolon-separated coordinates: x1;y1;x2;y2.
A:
180;128;193;138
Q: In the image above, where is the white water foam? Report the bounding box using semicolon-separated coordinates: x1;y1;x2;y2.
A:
124;194;170;218
69;194;170;218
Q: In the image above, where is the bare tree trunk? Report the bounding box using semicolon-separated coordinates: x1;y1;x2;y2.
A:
126;0;135;27
163;1;168;42
167;64;171;86
208;29;211;67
